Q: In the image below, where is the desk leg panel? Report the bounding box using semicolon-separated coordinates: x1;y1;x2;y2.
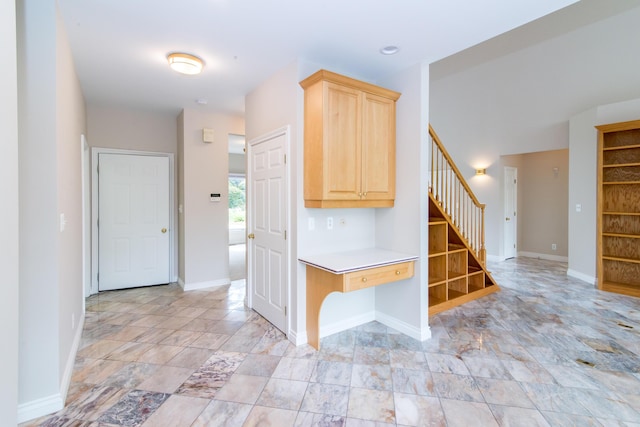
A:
306;265;345;349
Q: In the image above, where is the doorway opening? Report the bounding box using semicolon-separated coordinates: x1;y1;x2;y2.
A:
229;134;246;281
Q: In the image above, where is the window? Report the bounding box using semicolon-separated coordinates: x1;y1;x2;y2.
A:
228;175;245;228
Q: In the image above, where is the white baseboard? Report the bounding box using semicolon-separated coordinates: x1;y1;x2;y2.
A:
287;329;308;346
375;312;431;342
17;312;87;424
518;251;568;262
567;269;596;285
17;394;64;424
486;254;503;263
179;278;230;292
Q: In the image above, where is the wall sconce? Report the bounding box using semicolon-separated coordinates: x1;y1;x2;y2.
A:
475;168;486;176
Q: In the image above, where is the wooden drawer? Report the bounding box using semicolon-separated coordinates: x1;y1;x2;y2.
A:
344;261;414;292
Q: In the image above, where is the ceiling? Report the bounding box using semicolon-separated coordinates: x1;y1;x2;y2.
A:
57;0;580;116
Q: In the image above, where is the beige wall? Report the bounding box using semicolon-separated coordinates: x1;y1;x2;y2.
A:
17;1;87;421
178;109;244;288
503;150;569;259
87;105;177;153
0;0;19;423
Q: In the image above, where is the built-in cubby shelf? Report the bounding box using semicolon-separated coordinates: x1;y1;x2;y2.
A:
597;120;640;298
428;196;499;315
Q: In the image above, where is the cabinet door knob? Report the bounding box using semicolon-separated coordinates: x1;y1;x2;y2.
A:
396;270;401;275
362;277;367;282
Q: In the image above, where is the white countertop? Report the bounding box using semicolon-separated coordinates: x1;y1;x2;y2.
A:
298;248;418;274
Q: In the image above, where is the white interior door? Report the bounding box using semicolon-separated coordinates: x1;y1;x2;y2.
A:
504;167;518;259
248;129;288;333
98;153;170;291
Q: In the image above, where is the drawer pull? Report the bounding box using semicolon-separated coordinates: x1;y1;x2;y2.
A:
362;277;367;282
396;270;401;275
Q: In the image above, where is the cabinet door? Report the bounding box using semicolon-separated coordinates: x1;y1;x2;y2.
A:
361;92;395;201
324;82;362;200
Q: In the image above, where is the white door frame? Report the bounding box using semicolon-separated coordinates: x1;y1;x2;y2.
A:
81;135;91;300
246;126;291;336
91;148;176;295
503;166;518;260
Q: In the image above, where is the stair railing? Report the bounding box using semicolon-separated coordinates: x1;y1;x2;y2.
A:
429;125;486;265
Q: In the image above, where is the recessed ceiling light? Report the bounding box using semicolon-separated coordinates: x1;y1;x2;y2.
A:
167;53;204;75
379;46;400;55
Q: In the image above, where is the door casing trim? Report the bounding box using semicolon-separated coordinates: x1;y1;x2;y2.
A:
91;147;176;295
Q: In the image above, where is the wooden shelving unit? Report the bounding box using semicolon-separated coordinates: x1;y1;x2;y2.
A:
428;198;499;315
597;120;640;298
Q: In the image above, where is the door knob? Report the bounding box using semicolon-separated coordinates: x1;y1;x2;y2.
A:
161;228;167;233
248;233;255;239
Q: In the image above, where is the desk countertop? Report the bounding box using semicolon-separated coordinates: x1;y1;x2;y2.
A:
298;248;418;274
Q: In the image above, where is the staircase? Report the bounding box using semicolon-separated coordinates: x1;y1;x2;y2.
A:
428;125;499;315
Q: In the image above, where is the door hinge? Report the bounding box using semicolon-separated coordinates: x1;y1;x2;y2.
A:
513;179;517;184
284;154;287;164
284;230;287;240
284;306;287;316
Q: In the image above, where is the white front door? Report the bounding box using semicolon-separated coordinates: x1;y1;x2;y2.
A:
248;129;288;333
98;153;171;291
504;167;518;259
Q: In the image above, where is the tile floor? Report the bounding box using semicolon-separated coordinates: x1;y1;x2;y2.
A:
23;257;640;426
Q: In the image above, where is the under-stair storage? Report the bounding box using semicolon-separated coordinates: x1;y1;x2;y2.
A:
428;197;499;315
428;125;499;315
597;119;640;298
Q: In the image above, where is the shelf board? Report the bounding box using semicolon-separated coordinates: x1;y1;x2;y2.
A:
603;211;640;216
600;281;640;298
428;277;446;286
602;255;640;264
603;143;640;151
603;232;640;239
468;269;484;277
448;247;467;254
428;296;446;307
429;218;447;225
429;252;447;258
603;181;640;185
603;162;640;168
448;271;466;280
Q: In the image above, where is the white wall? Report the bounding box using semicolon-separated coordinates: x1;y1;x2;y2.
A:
55;6;87;398
0;0;19;423
430;5;640;259
17;1;87;421
375;63;431;340
568;98;640;283
178;109;244;289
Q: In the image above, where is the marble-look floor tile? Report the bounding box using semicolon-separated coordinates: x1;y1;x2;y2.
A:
140;394;209;427
540;411;603;427
213;373;268;404
391;367;436;396
176;351;246;399
394;393;445;426
137;365;195;393
243;405;298;427
300;383;349;416
426;352;471;375
353;346;390;365
100;362;159;389
158;329;203;347
294;412;346;426
475;377;535;408
440;398;498;427
347;388;395;424
432;372;484;402
256;378;308;410
189;332;230;350
165;347;215;369
191;399;252;427
235;353;282;377
489;405;551;427
272;357;316;381
463;356;512;379
312;360;353;386
136;344;183;365
97;389;169;426
350;364;392;391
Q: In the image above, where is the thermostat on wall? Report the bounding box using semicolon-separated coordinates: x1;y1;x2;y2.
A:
210;193;221;202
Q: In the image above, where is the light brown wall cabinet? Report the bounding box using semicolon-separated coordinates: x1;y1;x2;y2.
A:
300;70;401;208
597;119;640;298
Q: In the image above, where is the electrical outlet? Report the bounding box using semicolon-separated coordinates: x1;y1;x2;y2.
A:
552;243;557;251
327;217;333;230
339;218;346;226
72;313;75;329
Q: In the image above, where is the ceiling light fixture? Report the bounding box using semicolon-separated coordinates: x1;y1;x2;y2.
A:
167;53;204;75
379;45;400;55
